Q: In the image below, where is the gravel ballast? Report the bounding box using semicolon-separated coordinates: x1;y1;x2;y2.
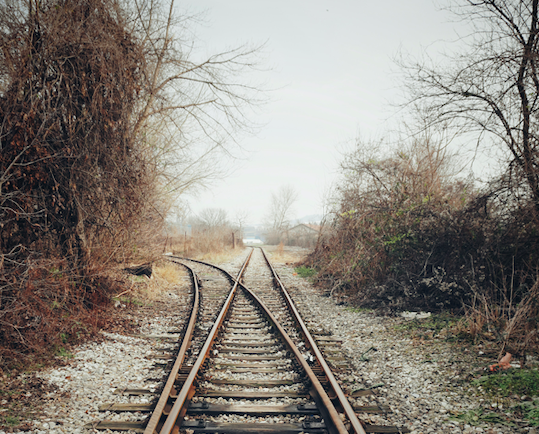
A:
1;247;537;434
270;248;539;434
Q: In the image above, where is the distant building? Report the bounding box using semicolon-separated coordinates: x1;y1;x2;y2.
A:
243;225;264;243
283;223;319;248
243;238;263;245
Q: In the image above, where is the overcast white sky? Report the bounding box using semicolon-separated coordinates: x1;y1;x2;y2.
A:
181;0;462;225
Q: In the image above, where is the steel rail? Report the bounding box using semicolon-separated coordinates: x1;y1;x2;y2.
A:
158;249;254;434
259;247;367;434
169;252;349;434
239;277;348;434
143;260;200;434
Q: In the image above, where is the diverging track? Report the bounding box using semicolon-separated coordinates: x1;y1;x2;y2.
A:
90;248;408;434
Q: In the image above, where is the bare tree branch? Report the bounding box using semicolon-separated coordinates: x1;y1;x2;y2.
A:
401;0;539;208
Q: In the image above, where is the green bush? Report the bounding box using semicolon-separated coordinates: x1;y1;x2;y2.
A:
294;266;317;279
473;369;539;398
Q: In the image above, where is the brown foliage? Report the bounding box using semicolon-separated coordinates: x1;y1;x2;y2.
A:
0;0;159;369
0;374;57;429
0;256;122;369
306;137;472;307
0;0;262;368
165;208;244;258
307;137;539;309
394;0;539;354
0;0;150;264
306;135;539;353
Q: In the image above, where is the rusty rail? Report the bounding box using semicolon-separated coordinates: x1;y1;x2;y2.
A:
164;250;349;434
142;260;200;434
259;247;367;434
239;277;349;434
157;250;254;434
86;250;407;433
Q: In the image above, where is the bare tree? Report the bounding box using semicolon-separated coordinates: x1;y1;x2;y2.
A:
196;208;229;229
127;0;264;196
0;0;264;364
265;185;299;233
234;209;250;238
188;207;238;253
401;0;539;210
0;0;264;266
0;0;151;266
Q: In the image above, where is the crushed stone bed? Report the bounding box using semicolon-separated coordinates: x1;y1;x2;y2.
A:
1;281;191;434
2;247;538;434
269;247;539;434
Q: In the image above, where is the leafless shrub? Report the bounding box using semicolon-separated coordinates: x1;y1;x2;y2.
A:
306;132;539;354
166;208;243;258
390;0;539;355
305;134;474;309
193;211;243;255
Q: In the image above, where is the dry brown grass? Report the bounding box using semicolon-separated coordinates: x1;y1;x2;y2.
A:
460;278;539;360
155;262;186;283
166;229;245;263
167;238;192;257
265;244;309;265
192;247;247;265
0;257;122;371
131;261;187;301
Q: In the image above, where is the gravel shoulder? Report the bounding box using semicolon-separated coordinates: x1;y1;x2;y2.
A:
0;272;191;434
1;247;538;434
268;246;539;434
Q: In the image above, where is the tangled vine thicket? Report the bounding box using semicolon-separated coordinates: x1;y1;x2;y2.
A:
0;0;261;368
306;135;539;355
0;0;158;368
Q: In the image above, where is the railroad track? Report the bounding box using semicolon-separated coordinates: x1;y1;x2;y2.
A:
89;248;408;434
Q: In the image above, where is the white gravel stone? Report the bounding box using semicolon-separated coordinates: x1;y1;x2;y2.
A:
7;287;190;434
270;247;536;434
8;248;537;433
